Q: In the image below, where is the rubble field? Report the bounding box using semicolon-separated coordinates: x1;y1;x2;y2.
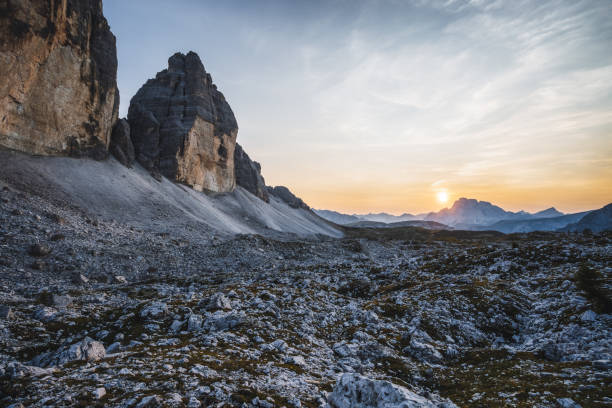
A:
0;184;610;407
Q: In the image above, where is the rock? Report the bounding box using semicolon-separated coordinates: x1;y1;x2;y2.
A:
71;273;90;285
52;294;72;308
188;313;203;331
93;387;106;399
267;186;309;209
6;362;56;379
580;310;596;321
270;339;288;352
284;355;307;367
556;398;581;408
34;337;105;367
328;373;456;408
404;338;443;363
0;305;14;320
204;311;243;331
253;397;274;408
445;345;459;358
540;341;562;362
140;301;168;319
206;292;232;311
187;396;202;408
128;51;238;192
0;0;119;158
113;275;128;284
28;243;51;257
167;393;183;405
110;119;135;167
106;342;122;353
34;306;58;322
288;397;302;408
170;319;185;332
333;342;358;358
592;359;612;370
136;395;163;408
190;364;218;379
234;143;269;202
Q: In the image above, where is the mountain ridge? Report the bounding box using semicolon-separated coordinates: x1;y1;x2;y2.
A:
316;197;610;232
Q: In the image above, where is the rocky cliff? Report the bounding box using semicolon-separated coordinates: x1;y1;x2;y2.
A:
0;0;119;158
234;143;268;202
128;51;237;192
267;186;309;210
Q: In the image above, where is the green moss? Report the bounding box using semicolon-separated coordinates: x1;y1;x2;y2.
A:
430;349;608;407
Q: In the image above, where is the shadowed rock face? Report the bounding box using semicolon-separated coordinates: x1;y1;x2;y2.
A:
128;51;238;192
267;186;309;210
0;0;119;159
110;119;134;167
234;143;268;202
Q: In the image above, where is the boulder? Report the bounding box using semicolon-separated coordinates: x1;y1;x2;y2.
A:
110;119;135;167
6;362;57;379
136;395;163;408
204;311;244;331
140;301;168;319
34;306;58;322
328;373;457;408
267;186;309;209
235;143;269;202
403;338;443;363
128;51;238;192
93;387;106;399
206;292;232;311
187;313;203;332
34;337;105;367
0;305;14;320
0;0;119;158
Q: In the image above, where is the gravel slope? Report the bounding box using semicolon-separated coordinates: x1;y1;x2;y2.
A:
0;149;341;238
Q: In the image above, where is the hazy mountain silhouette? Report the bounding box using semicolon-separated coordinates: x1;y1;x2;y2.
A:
316;198;611;232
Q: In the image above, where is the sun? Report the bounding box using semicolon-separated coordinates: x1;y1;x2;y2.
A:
436;191;449;204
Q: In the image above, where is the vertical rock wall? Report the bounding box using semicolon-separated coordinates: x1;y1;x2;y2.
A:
234;143;269;202
0;0;119;158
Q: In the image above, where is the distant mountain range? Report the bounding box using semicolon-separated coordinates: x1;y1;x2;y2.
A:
315;198;612;233
560;203;612;233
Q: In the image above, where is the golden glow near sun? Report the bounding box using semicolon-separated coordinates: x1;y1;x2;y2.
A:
437;191;449;204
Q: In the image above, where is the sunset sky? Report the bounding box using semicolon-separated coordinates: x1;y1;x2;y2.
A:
105;0;612;214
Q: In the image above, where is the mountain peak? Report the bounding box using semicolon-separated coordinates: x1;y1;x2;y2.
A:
534;207;564;218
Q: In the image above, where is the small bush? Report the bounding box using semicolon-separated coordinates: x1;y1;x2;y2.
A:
575;265;611;314
337;278;372;298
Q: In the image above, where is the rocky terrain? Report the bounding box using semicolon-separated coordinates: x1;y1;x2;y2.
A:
1;179;611;407
1;1;611;407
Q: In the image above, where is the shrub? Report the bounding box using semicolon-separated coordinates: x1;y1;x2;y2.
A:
575;264;611;314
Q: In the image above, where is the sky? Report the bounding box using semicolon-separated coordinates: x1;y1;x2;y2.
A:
104;0;612;214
